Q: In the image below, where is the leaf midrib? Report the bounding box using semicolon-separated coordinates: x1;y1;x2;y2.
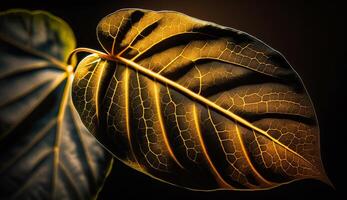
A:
114;55;313;167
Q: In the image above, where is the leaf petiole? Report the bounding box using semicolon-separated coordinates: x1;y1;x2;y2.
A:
67;47;115;70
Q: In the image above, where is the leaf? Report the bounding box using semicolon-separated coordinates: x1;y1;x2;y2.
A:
0;9;113;199
72;8;330;191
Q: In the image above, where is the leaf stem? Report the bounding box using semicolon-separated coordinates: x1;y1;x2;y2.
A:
67;47;115;70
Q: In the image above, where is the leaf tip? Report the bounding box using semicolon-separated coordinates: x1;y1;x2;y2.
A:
319;175;335;190
311;170;334;190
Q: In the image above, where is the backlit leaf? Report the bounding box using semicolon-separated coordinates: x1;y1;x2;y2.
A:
72;8;329;191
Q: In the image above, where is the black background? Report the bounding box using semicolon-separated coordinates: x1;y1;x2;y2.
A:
1;0;343;199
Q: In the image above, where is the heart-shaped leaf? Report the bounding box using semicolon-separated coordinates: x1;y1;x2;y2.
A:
72;8;329;190
0;9;112;199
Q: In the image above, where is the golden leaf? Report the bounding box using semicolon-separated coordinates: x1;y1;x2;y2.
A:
71;8;330;190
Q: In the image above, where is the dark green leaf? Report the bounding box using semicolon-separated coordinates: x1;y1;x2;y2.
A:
0;9;112;199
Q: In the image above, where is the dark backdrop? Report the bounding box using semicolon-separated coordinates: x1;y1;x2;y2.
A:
1;0;343;199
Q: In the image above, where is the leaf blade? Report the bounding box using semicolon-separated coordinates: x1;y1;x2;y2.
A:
0;9;112;199
116;55;313;165
73;8;329;190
